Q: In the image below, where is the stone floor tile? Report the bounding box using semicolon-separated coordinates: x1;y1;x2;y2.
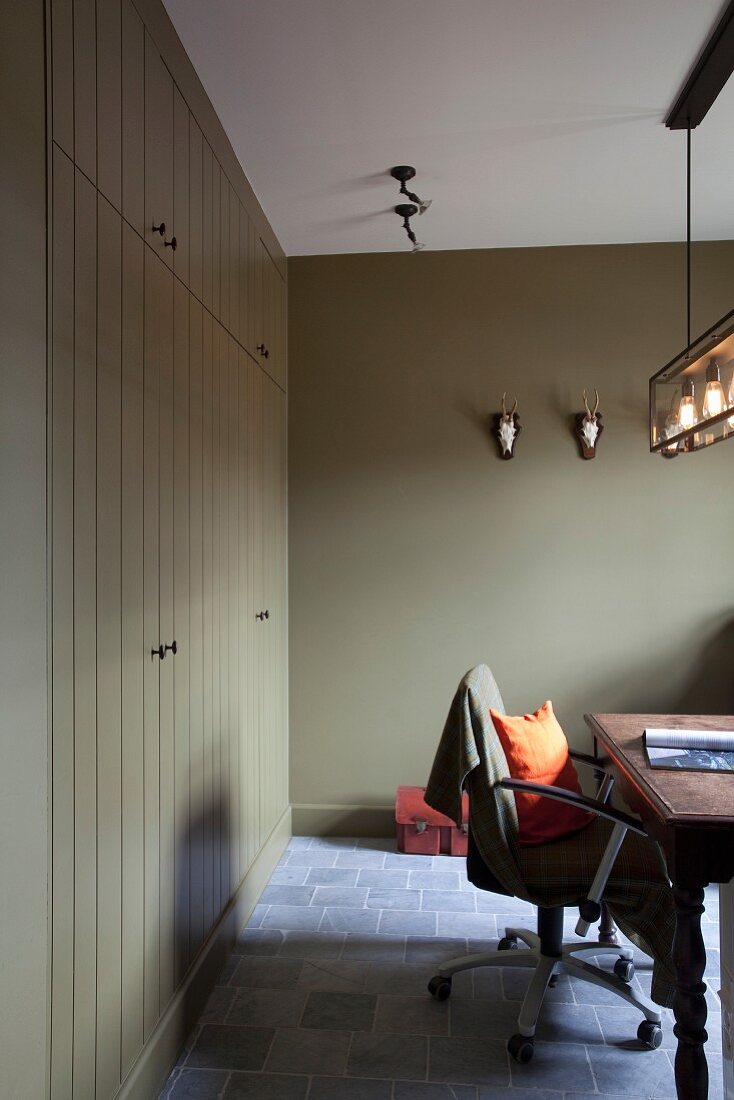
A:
301;990;377;1031
432;856;467;871
310;886;369;909
168;1068;230;1099
269;868;309;886
245;905;268;929
478;1088;561;1100
233;929;285;956
260;905;324;931
384;854;434;869
319;908;380;934
421;890;477;913
217;957;240;984
586;1045;675;1097
428;1035;510;1086
395;1083;478;1100
366;888;421;911
226;988;308;1029
378;910;437;937
335;850;387;868
347;1033;428;1080
509;1040;594;1091
404;936;468;965
308;1076;392;1099
365;960;472;997
341;933;406;962
305;868;360;887
286;852;339;868
296;958;368;993
187;1025;274;1072
356;869;410;889
310;837;359;849
357;837;397;851
288;836;313;849
449;995;520;1039
501;968;575;1005
533;1001;605;1044
201;986;237;1025
469;967;503;1001
437;913;498;939
279;931;345;960
265;1027;351;1075
230;956;303;990
260;885;316;907
374;993;449;1036
408;871;462;891
223;1073;308;1100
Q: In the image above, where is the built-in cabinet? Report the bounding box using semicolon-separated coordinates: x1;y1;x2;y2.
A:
48;1;287;1096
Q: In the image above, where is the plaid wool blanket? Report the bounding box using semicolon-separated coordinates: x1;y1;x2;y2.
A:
424;664;676;1006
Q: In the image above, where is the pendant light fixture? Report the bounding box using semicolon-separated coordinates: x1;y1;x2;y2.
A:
649;2;734;456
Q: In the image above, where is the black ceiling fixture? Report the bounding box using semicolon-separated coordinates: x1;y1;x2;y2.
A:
390;165;432;214
665;0;734;129
649;0;734;457
395;203;425;252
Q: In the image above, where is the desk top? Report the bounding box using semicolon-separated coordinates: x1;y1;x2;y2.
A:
585;713;734;829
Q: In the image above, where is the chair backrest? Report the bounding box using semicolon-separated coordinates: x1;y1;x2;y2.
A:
426;664;526;897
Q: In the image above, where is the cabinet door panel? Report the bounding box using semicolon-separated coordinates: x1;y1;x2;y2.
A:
189;118;203;301
219;174;230;331
189;297;205;953
227;336;240;890
248;363;263;845
72;168;97;1099
144;33;173;266
212;160;221;320
238;204;250;355
202;140;213;314
173;279;190;983
50;144;75;1100
217;325;230;905
74;0;97;181
96;195;123;1100
201;309;215;931
173;86;190;284
120;221;145;1078
237;348;251;871
142;247;162;1038
210;322;222;913
122;0;145;237
230;187;240;343
159;267;176;1007
97;0;122;211
51;0;74;156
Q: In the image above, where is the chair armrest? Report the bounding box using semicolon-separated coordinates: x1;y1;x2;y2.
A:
498;778;646;836
568;750;614;803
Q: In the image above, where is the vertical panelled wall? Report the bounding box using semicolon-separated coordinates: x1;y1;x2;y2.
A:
48;0;288;1096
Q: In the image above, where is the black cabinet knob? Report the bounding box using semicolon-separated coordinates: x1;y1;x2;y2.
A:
164;236;177;251
164;640;178;655
152;643;165;660
256;611;270;621
263;610;270;619
256;343;269;358
152;222;166;236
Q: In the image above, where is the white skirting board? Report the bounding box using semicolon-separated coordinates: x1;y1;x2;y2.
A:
116;805;291;1100
291;803;394;838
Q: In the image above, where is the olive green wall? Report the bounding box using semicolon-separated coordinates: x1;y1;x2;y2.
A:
288;243;734;835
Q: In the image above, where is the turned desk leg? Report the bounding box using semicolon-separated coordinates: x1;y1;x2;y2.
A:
672;884;708;1100
599;902;618;945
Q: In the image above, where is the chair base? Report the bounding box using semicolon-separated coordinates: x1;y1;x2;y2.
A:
432;924;662;1043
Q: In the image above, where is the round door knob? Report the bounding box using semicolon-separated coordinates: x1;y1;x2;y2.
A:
164;640;178;655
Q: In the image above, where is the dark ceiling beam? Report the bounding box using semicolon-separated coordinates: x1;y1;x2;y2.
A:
666;0;734;129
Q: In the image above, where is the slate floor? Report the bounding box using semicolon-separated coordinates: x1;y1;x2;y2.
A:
159;837;724;1100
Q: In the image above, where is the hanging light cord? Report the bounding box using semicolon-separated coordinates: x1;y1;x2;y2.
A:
686;122;691;357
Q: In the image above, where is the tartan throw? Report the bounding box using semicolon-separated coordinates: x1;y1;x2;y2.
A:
424;664;676;1007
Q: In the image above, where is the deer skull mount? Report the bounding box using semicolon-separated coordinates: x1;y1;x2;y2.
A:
494;393;521;460
574;389;604;459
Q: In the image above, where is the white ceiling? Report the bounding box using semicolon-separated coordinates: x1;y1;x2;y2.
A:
162;0;734;256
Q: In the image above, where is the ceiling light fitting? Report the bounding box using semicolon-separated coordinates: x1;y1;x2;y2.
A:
649;1;734;457
390;166;432;214
395;203;425;253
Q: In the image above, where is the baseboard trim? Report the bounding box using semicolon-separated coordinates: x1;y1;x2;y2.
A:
116;805;291;1100
291;803;394;838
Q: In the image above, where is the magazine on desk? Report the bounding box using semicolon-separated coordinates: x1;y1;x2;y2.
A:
644;728;734;772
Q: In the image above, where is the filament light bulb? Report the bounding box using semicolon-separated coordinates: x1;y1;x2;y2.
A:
702;361;726;419
678;380;697;431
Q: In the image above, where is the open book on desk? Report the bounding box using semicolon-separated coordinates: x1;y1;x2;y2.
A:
645;727;734;772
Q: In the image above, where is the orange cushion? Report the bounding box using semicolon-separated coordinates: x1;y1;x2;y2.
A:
490;701;593;847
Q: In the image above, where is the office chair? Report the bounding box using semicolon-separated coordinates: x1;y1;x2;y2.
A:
425;665;664;1064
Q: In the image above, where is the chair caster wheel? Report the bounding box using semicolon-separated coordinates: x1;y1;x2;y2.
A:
507;1033;534;1063
614;958;635;983
498;936;519;951
427;975;452;1001
637;1020;663;1049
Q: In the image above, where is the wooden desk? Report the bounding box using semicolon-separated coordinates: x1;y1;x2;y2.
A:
586;713;734;1100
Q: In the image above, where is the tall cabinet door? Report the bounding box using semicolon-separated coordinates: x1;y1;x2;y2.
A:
144;33;174;266
248;361;264;847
